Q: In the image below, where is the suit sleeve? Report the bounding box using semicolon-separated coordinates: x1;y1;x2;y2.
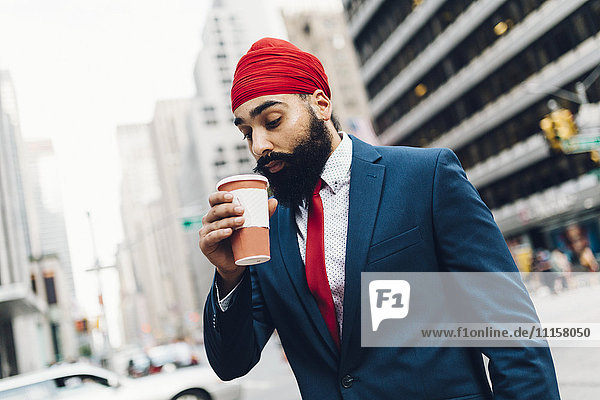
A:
431;148;560;399
203;266;275;380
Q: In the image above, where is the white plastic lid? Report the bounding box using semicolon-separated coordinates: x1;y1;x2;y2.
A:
216;174;269;191
235;254;271;266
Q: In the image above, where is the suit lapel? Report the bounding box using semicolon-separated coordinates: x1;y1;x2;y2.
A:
341;136;385;357
277;206;339;357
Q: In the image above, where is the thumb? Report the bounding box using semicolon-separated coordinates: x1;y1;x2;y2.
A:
268;198;278;217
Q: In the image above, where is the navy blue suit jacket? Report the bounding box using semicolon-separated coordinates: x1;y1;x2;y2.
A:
204;136;560;399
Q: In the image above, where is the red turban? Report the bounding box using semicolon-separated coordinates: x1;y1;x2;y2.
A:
230;37;331;112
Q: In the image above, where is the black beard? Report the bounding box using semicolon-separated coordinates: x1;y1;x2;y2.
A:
253;112;333;211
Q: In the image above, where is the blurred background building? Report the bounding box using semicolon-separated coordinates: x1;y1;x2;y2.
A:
187;0;288;192
117;109;207;346
283;9;378;144
22;139;79;365
23;140;76;303
344;0;600;271
0;71;77;377
117;123;167;345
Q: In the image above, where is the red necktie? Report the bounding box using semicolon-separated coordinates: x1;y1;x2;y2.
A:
305;179;340;349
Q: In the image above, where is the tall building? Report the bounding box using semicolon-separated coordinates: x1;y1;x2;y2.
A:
345;0;600;263
283;8;379;144
149;99;199;326
23;140;76;304
117;98;209;345
0;71;53;377
118;122;184;344
188;0;288;197
22;139;78;364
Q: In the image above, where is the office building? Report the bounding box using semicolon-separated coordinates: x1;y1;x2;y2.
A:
0;71;53;376
284;8;378;144
344;0;600;264
118;122;186;344
22;139;79;363
189;0;288;195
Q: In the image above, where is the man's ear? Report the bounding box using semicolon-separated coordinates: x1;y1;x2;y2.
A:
310;89;332;122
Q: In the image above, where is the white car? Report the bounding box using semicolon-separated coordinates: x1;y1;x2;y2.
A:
0;362;241;400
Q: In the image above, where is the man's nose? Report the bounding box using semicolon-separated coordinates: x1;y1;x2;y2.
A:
251;131;273;158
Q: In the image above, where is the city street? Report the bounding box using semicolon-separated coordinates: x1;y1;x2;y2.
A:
220;282;600;399
228;338;300;400
532;280;600;399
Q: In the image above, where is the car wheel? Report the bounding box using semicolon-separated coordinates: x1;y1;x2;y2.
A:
172;389;211;400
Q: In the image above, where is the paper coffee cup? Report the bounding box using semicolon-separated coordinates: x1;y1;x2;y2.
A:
216;174;270;266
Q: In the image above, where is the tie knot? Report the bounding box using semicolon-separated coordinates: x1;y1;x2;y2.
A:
312;178;323;196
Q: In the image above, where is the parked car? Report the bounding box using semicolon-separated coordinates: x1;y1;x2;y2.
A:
146;342;200;374
113;342;203;378
112;345;153;377
127;352;153;377
0;362;241;400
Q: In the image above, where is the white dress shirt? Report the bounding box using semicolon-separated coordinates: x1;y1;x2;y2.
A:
218;133;353;338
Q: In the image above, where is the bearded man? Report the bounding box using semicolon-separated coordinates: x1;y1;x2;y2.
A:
199;38;560;399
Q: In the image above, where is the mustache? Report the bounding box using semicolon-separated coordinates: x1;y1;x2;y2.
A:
255;151;296;170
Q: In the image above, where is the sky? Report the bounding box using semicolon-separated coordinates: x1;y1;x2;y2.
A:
0;0;210;345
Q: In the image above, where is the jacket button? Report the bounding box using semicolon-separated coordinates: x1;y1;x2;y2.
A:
341;374;354;388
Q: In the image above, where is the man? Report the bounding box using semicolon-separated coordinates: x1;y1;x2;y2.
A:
200;38;560;399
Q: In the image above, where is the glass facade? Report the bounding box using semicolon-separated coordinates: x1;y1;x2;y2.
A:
374;0;600;137
348;0;600;214
352;0;414;65
365;0;474;96
456;74;600;170
478;151;597;210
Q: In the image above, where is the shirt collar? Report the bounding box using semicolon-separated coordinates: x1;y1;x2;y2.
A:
321;132;352;194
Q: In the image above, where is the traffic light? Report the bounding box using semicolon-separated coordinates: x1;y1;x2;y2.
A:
540;108;578;151
540;116;561;150
551;108;577;140
75;318;89;333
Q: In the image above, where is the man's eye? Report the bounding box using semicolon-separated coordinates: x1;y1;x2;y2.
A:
265;117;281;129
241;129;252;140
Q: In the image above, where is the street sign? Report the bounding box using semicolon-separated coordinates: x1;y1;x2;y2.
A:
560;134;600;154
181;215;203;231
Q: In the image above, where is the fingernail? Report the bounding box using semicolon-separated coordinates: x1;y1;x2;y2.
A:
234;206;244;213
235;217;244;224
224;193;233;200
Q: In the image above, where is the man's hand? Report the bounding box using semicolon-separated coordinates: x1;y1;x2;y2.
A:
199;191;278;295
